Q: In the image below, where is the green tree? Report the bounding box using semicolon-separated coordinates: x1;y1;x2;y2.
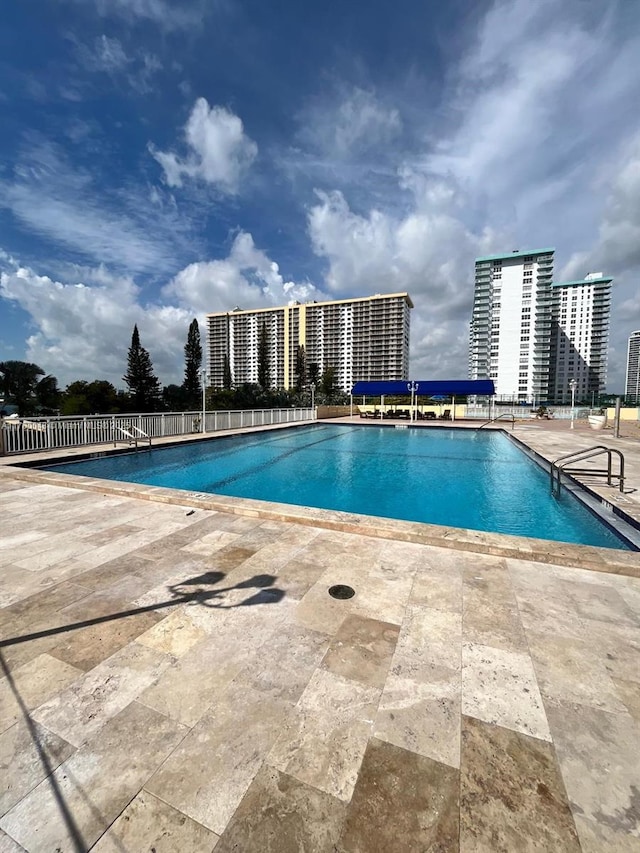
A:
0;360;45;416
35;375;61;414
294;345;307;392
182;319;202;409
61;381;92;415
163;384;188;411
62;380;121;415
307;362;320;387
123;325;162;412
257;322;270;390
319;365;337;398
222;353;232;390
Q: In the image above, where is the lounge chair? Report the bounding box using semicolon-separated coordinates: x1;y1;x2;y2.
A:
438;409;451;420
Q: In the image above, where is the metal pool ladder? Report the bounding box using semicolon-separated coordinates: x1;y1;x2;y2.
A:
550;445;625;496
114;425;152;450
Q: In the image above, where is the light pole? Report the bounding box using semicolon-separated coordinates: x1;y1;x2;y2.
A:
201;368;208;434
570;379;577;430
407;381;418;422
310;382;316;417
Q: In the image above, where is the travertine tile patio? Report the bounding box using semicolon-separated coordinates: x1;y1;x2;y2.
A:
0;421;639;851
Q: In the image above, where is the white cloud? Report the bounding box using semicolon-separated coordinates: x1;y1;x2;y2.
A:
560;131;640;388
4;0;640;395
0;260;191;386
75;35;162;94
0;139;196;274
165;231;321;316
578;133;640;277
0;233;320;386
91;35;130;73
151;98;257;193
307;188;496;376
279;88;404;199
300;87;401;159
302;0;640;388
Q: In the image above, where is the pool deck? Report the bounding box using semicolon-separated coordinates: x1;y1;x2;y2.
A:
0;419;638;851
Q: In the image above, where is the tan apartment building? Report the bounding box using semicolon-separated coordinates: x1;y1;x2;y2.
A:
206;292;413;392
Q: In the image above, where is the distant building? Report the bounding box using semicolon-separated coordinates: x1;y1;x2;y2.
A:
626;330;640;404
469;249;612;403
550;273;612;404
206;293;413;392
469;248;555;402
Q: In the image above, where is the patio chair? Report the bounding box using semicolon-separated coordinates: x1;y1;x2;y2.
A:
438;409;451;420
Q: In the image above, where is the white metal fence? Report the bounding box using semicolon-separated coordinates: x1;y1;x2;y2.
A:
0;408;314;456
464;405;599;420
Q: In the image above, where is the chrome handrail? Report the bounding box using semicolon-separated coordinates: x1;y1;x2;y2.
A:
550;446;625;495
477;413;516;430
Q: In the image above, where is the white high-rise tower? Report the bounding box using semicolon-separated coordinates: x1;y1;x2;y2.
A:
550;273;612;404
469;248;555;402
626;330;640;404
470;251;612;403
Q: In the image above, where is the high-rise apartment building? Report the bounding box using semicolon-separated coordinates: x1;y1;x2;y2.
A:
469;250;612;403
626;330;640;403
469;248;555;402
551;273;612;403
206;293;412;392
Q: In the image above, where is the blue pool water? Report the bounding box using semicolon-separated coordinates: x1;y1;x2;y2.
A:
43;424;630;549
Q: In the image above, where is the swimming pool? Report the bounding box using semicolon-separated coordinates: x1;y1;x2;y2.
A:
41;424;633;550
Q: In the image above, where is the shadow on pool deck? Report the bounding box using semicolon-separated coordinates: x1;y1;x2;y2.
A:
0;572;283;649
0;570;285;852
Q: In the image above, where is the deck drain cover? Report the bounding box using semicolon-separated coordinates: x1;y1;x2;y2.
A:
328;584;355;600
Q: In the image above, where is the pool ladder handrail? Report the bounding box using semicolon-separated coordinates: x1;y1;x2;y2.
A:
477;413;515;431
114;425;152;450
550;445;625;496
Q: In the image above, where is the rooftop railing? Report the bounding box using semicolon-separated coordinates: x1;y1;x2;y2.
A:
0;408;314;456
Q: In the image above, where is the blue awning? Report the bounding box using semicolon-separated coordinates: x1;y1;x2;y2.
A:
350;380;495;396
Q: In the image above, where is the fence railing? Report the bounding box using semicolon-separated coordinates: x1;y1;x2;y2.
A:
464;406;596;420
0;408;314;456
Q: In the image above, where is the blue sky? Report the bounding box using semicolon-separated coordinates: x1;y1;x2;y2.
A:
1;0;639;390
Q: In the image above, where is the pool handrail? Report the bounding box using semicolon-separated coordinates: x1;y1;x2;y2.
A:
477;413;516;431
550;445;625;496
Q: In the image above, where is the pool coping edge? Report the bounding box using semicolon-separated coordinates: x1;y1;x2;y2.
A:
1;458;637;579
